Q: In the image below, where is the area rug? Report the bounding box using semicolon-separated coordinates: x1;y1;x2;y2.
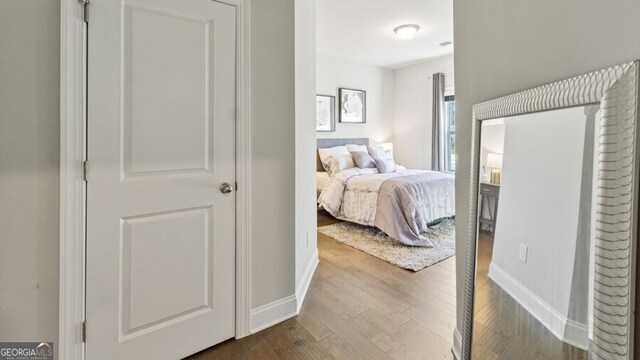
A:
318;219;455;272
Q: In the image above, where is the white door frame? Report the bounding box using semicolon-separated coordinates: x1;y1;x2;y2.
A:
58;0;252;359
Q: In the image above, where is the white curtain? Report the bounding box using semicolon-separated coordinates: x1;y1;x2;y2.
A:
432;72;446;171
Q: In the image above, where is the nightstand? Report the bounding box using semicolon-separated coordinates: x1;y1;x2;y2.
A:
479;182;500;235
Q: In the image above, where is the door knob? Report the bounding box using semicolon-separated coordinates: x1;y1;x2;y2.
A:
220;183;234;194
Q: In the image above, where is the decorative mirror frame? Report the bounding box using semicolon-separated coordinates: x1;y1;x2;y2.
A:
461;61;640;360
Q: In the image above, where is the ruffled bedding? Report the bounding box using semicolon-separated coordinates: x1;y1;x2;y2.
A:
318;167;455;247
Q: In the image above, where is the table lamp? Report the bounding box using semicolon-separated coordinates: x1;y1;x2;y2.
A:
486;153;503;184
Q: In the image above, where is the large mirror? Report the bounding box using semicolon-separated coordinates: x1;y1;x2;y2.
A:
461;62;640;360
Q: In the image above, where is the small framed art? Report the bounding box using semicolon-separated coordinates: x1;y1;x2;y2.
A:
316;94;335;132
339;88;366;123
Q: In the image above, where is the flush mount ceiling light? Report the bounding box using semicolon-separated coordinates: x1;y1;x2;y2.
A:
394;24;420;40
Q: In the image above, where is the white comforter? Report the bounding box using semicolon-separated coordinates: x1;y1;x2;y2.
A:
318;167;454;227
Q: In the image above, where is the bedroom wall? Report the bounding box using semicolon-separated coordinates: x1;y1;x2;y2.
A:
316;55;395;144
479;120;504;174
393;54;454;170
453;0;640;351
0;0;60;351
294;0;319;311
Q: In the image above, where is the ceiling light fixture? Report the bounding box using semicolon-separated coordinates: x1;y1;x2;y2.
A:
394;24;420;40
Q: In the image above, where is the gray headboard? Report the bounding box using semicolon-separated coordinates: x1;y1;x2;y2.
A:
316;138;369;172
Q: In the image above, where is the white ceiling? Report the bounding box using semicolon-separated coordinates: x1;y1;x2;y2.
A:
316;0;454;69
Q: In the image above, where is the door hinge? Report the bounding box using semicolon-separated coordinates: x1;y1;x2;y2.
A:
81;321;87;342
82;160;89;181
79;0;89;23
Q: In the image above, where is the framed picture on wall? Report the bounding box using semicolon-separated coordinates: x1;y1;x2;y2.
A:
316;94;335;132
339;88;366;123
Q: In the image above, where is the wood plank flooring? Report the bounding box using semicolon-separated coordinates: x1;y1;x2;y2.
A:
472;233;588;360
187;212;590;359
187;211;457;360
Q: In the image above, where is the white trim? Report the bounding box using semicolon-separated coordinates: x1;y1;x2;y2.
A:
488;263;589;350
231;0;252;340
59;1;254;358
452;328;462;360
59;1;86;360
250;295;298;334
296;250;319;313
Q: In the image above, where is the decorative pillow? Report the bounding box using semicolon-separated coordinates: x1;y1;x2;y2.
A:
318;146;350;172
368;145;397;173
325;154;356;176
368;145;393;161
375;157;398;173
351;151;377;169
346;144;368;153
367;146;385;160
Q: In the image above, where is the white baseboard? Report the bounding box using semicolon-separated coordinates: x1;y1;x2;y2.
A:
452;328;462;360
250;294;297;334
563;318;590;350
296;249;319;313
488;262;588;350
249;249;318;334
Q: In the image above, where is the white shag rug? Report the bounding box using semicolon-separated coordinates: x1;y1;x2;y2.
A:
318;219;455;271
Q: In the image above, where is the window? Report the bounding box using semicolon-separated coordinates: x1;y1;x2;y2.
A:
444;95;455;172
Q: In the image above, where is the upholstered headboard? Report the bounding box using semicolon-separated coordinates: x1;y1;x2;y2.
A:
316;138;369;172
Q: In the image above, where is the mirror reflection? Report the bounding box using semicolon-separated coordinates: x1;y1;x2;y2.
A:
472;105;600;359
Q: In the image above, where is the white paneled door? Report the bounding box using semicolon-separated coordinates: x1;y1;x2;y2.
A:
86;1;236;359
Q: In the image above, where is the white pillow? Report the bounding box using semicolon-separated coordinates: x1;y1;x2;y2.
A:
368;145;393;161
346;144;368;153
374;157;397;173
325;154;356;176
318;146;350;172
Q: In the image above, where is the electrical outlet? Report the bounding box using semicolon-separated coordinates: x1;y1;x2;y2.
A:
519;244;528;263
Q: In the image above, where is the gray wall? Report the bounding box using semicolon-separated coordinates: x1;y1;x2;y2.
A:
295;0;318;297
0;0;61;347
250;0;297;309
453;0;640;342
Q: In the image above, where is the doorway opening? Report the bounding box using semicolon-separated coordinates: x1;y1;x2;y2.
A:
313;0;457;358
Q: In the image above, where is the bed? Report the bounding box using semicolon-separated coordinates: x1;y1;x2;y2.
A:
317;171;330;192
316;138;455;247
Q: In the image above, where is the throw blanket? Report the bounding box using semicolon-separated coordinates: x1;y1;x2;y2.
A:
319;168;455;247
375;172;455;247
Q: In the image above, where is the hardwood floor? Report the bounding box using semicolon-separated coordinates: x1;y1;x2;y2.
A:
187;213;589;359
188;211;457;360
472;233;588;360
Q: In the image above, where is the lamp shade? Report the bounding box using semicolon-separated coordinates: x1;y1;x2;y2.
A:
486;153;503;169
379;142;393;153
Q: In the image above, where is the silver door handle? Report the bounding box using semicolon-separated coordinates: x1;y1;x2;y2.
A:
220;183;234;194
